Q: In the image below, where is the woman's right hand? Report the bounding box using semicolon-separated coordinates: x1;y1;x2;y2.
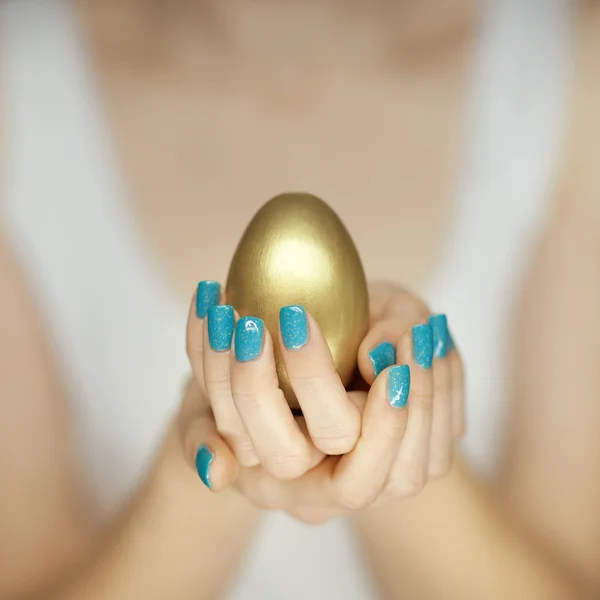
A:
179;280;464;523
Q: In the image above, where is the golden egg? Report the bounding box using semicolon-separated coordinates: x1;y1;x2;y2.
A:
226;193;369;409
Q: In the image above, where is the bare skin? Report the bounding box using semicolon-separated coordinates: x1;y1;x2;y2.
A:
75;0;477;293
0;1;599;599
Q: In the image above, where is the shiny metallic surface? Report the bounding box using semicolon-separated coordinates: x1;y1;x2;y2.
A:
226;193;369;408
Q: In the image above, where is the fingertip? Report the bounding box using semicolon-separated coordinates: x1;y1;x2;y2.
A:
387;364;411;409
194;441;238;492
233;316;266;362
279;305;309;350
196;280;221;319
367;341;397;378
206;304;235;352
428;314;449;359
357;319;408;384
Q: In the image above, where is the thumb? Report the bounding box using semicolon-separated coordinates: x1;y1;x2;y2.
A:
183;414;239;492
180;379;239;492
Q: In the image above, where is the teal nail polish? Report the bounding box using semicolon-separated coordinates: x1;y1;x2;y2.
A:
447;331;455;352
429;314;449;359
235;316;264;362
280;305;308;349
208;305;234;351
369;341;396;377
196;280;220;318
388;365;410;408
412;324;433;369
195;445;214;489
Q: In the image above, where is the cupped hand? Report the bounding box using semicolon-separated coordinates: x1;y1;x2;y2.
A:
182;280;465;523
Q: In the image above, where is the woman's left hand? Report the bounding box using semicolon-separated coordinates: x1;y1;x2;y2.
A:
187;280;465;523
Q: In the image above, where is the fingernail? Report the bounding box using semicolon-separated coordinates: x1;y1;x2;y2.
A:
280;305;308;349
447;331;455;353
388;365;410;408
369;341;397;377
235;316;264;362
208;305;235;351
195;445;214;489
196;281;220;318
412;324;433;369
428;314;449;359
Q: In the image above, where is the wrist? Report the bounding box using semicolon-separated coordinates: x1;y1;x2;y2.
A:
71;440;260;600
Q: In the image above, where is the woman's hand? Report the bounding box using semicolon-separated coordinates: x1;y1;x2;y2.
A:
183;280;465;522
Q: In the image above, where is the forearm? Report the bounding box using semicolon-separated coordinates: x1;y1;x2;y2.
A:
18;472;259;600
352;457;590;600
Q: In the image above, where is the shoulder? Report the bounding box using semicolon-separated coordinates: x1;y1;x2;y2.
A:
559;3;600;219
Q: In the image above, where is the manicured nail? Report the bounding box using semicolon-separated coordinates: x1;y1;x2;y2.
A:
208;305;234;351
235;316;264;362
447;331;455;352
196;280;220;318
280;305;308;349
388;365;410;408
195;445;214;489
429;314;449;359
412;324;433;369
369;341;397;377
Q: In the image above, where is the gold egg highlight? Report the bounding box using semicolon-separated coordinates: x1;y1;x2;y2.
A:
226;193;369;409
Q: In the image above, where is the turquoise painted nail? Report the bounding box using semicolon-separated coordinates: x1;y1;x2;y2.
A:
429;314;449;359
280;305;308;349
196;280;220;318
235;316;264;362
369;341;397;377
412;324;433;369
195;445;214;489
208;305;234;351
388;365;410;408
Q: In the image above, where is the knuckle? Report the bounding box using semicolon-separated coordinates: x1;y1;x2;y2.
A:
231;390;263;411
230;439;259;466
265;451;310;480
311;424;358;455
237;451;260;468
429;455;452;480
294;511;332;526
185;336;202;360
409;390;433;412
374;417;407;443
334;481;374;511
390;465;427;497
205;369;231;393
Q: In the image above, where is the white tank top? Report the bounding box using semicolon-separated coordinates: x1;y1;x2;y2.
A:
0;1;573;598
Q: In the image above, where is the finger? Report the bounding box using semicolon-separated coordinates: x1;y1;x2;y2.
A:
295;415;327;470
186;280;222;394
285;507;345;526
427;314;454;479
183;407;239;492
235;457;337;510
357;293;429;385
447;331;466;439
330;364;411;510
367;281;429;323
243;367;411;512
387;323;434;497
280;306;361;455
230;316;313;480
204;305;259;467
358;319;403;386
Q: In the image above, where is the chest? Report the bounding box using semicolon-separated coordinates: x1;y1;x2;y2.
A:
84;38;470;295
